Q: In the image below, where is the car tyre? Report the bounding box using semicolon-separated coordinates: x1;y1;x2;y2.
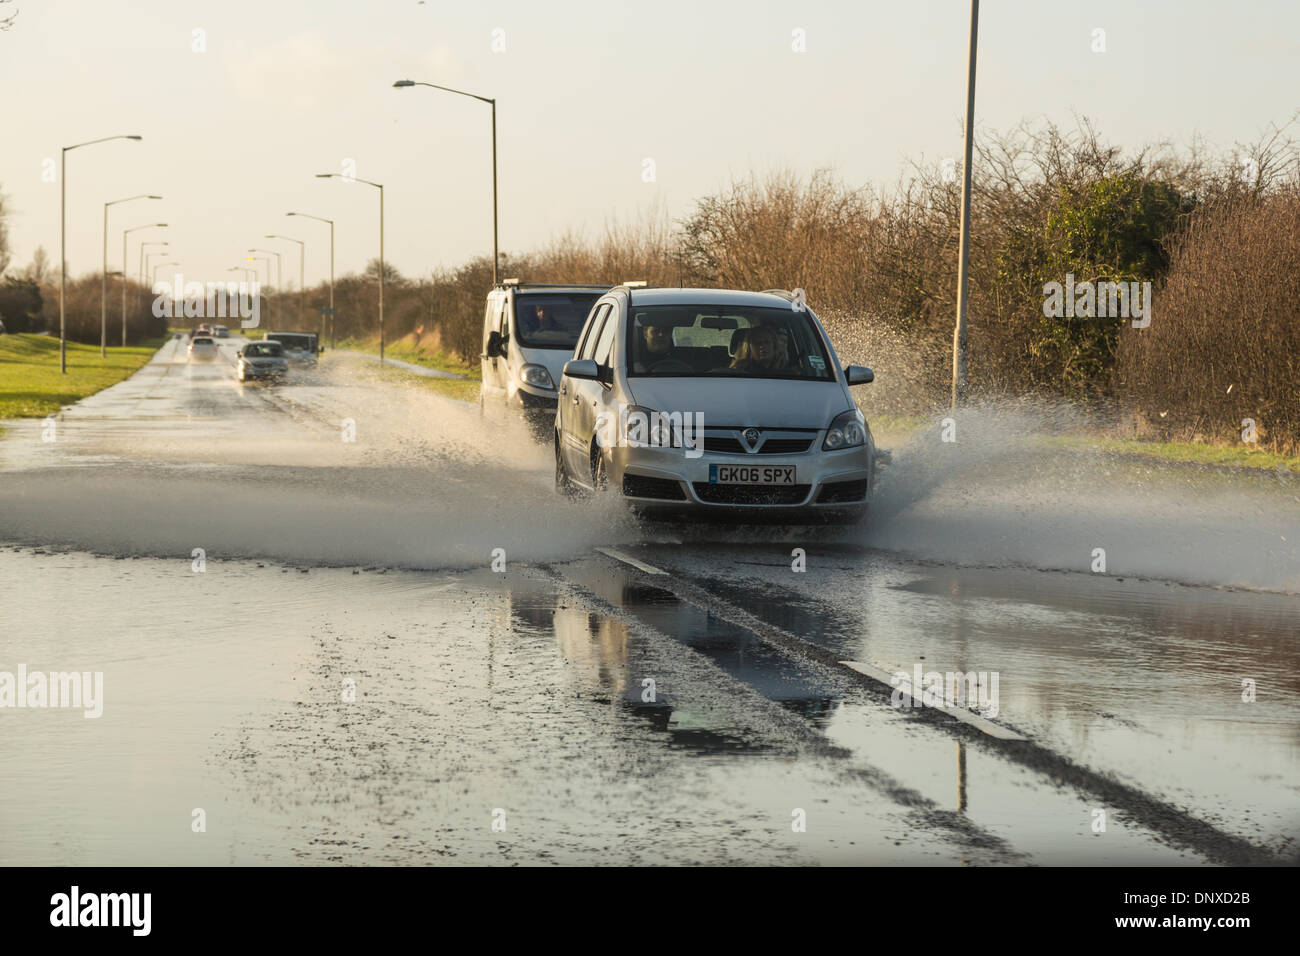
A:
555;437;577;496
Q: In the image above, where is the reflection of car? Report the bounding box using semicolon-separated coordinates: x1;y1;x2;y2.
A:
187;336;219;361
237;341;288;383
554;287;877;523
264;331;320;367
213;325;230;338
480;280;611;416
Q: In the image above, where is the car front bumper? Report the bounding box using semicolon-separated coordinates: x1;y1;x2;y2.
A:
607;439;873;522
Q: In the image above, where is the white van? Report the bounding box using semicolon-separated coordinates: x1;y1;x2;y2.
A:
480;280;609;417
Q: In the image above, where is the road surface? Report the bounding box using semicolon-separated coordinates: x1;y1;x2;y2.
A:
1;336;1296;865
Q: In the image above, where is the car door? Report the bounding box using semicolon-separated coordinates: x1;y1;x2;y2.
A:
480;292;508;401
562;303;610;477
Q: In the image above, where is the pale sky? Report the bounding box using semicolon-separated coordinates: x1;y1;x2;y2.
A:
2;0;1297;289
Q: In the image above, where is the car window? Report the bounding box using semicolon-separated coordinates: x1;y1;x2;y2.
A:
579;304;610;360
514;293;603;350
592;309;618;367
626;305;835;380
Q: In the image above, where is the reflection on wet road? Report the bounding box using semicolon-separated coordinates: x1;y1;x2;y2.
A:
0;338;1296;864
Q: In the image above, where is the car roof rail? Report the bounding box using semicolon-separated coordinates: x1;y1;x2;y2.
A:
493;280;615;290
760;288;796;300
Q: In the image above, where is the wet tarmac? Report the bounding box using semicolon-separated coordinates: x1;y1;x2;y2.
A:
1;338;1296;864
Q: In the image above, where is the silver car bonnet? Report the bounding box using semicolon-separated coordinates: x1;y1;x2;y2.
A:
625;376;849;430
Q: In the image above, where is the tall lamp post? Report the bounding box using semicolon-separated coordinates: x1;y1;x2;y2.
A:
122;226;166;346
248;247;282;326
61;134;142;372
266;234;304;326
102;194;161;356
393;79;498;283
952;0;979;410
316;173;384;362
287;212;334;347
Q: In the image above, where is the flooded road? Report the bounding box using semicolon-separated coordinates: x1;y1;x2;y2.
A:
1;338;1296;865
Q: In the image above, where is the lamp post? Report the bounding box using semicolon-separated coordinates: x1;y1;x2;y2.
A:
60;134;142;372
952;0;979;410
393;79;498;283
102;194;161;356
248;248;281;326
266;234;304;326
122;226;166;346
316;173;383;362
287;212;334;347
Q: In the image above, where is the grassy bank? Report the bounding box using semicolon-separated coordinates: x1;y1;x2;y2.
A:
335;336;481;403
0;334;165;419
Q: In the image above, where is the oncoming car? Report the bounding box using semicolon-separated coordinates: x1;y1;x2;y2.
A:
187;336;219;361
264;331;321;368
480;280;610;418
236;340;288;383
554;288;877;522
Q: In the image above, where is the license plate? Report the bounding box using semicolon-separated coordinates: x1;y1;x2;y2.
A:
709;464;795;485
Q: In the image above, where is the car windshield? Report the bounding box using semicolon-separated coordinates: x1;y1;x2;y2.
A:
192;338;213;345
513;293;602;349
245;343;282;357
269;334;313;350
626;306;836;380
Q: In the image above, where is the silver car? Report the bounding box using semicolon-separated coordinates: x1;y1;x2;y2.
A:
237;340;289;383
554;288;877;522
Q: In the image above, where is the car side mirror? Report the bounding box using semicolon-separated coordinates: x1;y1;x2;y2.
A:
486;330;503;358
845;365;874;385
563;358;600;381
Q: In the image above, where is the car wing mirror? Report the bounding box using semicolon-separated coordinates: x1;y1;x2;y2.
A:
563;358;600;381
845;365;874;385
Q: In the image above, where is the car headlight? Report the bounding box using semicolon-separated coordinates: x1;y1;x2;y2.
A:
822;409;867;450
624;405;680;448
520;364;554;389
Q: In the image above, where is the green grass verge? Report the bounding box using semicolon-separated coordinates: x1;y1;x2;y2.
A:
1049;435;1300;472
0;334;166;419
335;337;481;403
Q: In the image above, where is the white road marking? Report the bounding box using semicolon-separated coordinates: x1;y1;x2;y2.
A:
838;660;1029;741
595;547;666;575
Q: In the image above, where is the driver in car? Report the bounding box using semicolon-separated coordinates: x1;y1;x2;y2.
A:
636;319;692;373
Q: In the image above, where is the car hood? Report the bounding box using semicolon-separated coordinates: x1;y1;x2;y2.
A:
625;377;849;429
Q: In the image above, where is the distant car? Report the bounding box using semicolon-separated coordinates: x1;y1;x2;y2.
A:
237;341;288;383
264;331;321;368
554;287;877;523
196;323;213;335
213;325;230;338
188;336;219;361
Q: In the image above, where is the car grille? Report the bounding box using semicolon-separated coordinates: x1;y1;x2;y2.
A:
816;479;868;503
692;483;811;505
702;435;815;455
623;474;686;500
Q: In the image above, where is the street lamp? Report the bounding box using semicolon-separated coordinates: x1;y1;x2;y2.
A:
245;255;271;314
60;134;142;372
393;79;498;283
265;234;304;326
287;212;334;347
317;173;384;362
122;225;166;346
248;247;281;326
102;194;161;357
952;0;979;410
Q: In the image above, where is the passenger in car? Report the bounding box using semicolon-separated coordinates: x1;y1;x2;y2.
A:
728;325;791;373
